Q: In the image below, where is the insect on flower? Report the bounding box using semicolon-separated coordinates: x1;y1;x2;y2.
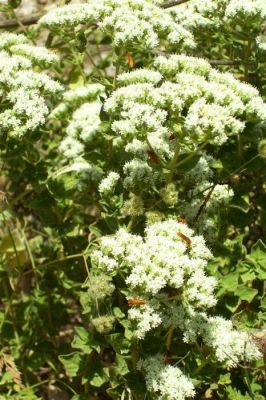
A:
164;355;172;365
176;216;188;225
128;298;147;307
169;133;176;141
48;49;58;55
177;232;192;246
147;150;160;164
127;52;135;68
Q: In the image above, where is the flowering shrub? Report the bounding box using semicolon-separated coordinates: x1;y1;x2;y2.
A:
0;0;265;399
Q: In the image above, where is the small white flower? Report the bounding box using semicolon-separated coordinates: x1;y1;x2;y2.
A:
104;54;266;163
10;44;59;68
0;39;63;139
128;302;162;339
202;316;262;367
39;0;195;51
0;32;28;49
99;172;120;196
138;354;195;400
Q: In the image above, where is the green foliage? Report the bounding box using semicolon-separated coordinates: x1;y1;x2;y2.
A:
0;0;265;399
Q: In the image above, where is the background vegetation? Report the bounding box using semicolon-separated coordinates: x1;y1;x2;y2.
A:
0;0;265;399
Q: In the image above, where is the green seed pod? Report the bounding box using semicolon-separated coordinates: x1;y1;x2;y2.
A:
88;275;115;300
92;316;115;334
258;139;266;159
122;193;144;216
160;183;178;206
145;210;164;225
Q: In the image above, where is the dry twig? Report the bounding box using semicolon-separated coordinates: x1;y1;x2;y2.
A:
160;0;190;9
1;353;24;388
0;15;40;29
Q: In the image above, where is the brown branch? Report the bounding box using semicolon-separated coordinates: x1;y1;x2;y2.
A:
160;0;190;9
208;59;249;66
192;184;216;226
0;14;40;29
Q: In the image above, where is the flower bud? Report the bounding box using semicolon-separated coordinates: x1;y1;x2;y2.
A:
88;275;115;300
145;211;164;225
122;193;144;216
258;139;266;159
92;316;115;334
160;183;178;206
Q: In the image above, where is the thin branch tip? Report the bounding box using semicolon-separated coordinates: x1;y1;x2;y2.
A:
160;0;190;9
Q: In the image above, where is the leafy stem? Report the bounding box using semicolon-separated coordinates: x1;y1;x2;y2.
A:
166;142;180;184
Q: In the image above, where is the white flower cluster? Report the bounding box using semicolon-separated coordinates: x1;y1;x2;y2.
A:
0;33;63;139
92;219;216;338
91;219;261;372
0;32;60;68
172;0;266;46
51;84;104;119
104;55;266;162
0;32;28;48
39;0;195;50
59;101;102;159
98;171;120;197
59;136;84;160
181;154;234;238
66;102;102;143
202;316;261;368
53;84;104;159
224;0;266;23
179;308;261;368
129;300;162;338
138;354;195;400
10;44;59;68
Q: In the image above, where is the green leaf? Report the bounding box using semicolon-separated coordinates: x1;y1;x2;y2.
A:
89;367;109;387
248;239;266;267
218;373;231;385
219;272;239;293
0;230;29;268
238;262;256;283
245;240;266;280
79;292;92;314
113;307;125;319
230;196;250;213
225;296;241;312
71;396;86;400
235;285;258;302
260;295;266;310
72;327;97;354
114;354;129;376
226;387;252;399
105;333;130;354
50;162;92;178
59;352;83;377
89;222;103;238
106;383;124;399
